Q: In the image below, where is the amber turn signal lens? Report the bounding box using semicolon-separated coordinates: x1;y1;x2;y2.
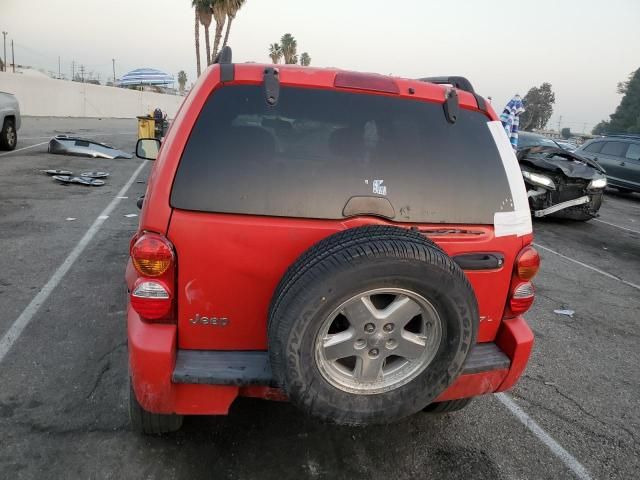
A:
131;233;173;277
516;246;540;281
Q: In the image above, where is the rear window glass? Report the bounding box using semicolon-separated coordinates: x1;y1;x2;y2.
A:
518;134;557;149
625;143;640;161
171;85;513;224
583;141;603;153
601;141;628;157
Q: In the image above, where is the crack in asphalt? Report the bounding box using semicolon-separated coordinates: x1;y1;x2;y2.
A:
85;361;111;400
95;341;126;364
519;375;640;448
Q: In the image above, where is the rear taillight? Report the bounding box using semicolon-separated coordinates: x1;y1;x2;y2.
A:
130;232;175;322
505;246;540;318
131;233;173;277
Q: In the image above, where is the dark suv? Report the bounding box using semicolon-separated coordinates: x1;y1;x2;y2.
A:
127;48;538;434
578;135;640;193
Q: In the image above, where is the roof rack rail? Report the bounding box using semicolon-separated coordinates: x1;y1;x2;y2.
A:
213;46;234;82
419;76;475;94
603;133;640;140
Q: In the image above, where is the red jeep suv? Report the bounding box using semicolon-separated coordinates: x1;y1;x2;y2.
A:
127;47;538;434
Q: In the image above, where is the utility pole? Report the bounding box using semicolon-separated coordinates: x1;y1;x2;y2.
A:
582;122;587;134
557;116;562;135
58;56;61;79
11;40;15;73
2;31;7;72
71;60;75;81
79;64;85;82
112;58;116;86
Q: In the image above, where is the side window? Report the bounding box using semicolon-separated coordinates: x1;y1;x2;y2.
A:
583;141;603;153
600;141;628;157
625;143;640;161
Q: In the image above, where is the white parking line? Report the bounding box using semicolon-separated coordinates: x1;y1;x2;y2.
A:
534;242;640;291
593;218;640;235
496;393;593;480
0;161;147;364
0;141;48;157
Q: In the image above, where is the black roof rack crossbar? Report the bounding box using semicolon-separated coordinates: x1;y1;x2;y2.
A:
420;76;475;94
418;76;488;113
213;46;234;82
213;46;232;64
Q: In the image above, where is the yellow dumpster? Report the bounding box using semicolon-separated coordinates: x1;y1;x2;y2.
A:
137;116;155;139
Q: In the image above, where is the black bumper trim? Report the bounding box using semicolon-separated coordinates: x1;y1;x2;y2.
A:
172;343;511;386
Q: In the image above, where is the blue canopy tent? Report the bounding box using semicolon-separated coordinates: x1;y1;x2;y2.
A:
117;68;175;88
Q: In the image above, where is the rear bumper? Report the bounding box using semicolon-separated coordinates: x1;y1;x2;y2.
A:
128;308;533;414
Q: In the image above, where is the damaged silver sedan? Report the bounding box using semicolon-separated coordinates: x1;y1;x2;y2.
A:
48;135;133;159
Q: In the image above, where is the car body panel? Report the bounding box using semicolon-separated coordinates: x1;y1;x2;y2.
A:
128;305;534;414
48;135;133;159
166;212;524;350
0;91;21;131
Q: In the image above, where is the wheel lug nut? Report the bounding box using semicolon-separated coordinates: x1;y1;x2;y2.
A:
383;323;394;332
385;339;397;350
364;323;375;333
354;339;366;349
369;348;379;357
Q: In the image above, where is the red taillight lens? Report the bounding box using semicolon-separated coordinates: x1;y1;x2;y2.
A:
131;233;174;277
505;245;540;318
130;280;172;320
516;246;540;281
509;281;535;315
129;232;175;323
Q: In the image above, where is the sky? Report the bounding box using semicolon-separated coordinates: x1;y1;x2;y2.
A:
3;0;639;132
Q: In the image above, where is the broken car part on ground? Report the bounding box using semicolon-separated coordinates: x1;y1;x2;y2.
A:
48;135;133;159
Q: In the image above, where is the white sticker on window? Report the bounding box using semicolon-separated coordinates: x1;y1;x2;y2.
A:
487;121;532;237
373;179;387;196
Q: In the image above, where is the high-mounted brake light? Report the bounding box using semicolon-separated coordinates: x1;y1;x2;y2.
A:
131;233;174;277
334;72;400;94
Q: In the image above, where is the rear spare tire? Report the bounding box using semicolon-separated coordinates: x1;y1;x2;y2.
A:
268;225;478;425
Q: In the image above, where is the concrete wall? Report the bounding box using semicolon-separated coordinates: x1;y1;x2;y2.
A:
0;71;184;118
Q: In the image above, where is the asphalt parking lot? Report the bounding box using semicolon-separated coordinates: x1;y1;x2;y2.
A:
0;117;638;480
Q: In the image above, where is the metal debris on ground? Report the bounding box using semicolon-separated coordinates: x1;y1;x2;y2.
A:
80;171;109;179
48;135;133;159
65;217;76;221
123;213;138;218
41;169;73;176
52;175;105;187
553;309;575;317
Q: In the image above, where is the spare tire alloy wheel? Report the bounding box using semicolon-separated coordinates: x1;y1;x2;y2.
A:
268;225;478;425
315;288;442;394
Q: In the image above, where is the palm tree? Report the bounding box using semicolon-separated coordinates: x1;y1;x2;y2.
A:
177;71;188;93
193;0;213;66
211;0;227;62
192;2;201;76
268;43;282;64
222;0;246;48
299;52;311;66
280;33;297;64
